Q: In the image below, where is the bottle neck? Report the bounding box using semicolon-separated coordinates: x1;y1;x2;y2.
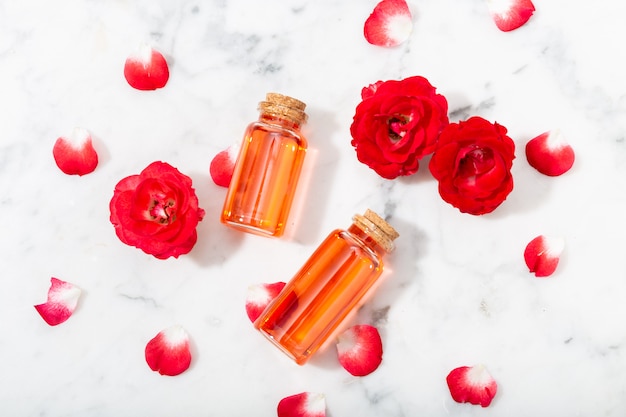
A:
258;113;302;131
347;224;388;256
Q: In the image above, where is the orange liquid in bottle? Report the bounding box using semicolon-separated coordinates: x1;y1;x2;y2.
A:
254;223;390;365
221;93;308;238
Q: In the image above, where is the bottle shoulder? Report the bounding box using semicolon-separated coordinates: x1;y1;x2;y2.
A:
333;229;385;265
245;121;307;149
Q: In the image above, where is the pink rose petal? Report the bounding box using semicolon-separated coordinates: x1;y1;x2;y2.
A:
487;0;535;32
34;277;81;326
245;282;286;323
524;235;564;277
52;127;98;176
446;364;498;407
364;0;413;47
210;143;239;187
124;43;169;90
336;324;383;377
145;325;192;376
525;130;575;176
277;392;326;417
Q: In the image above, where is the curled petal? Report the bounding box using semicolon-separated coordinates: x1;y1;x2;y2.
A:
34;277;81;326
145;325;192;376
525;130;575;176
447;364;498;407
336;324;383;377
245;282;286;323
277;392;326;417
487;0;535;32
524;235;564;277
124;43;169;90
52;127;98;176
364;0;413;47
210;143;239;187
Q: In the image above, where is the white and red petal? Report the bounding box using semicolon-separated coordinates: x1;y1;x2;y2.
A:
487;0;535;32
524;235;564;277
336;324;383;377
446;364;498;407
277;392;326;417
210;143;239;187
124;43;169;90
364;0;413;47
34;277;81;326
145;325;192;376
245;281;286;323
52;127;98;176
525;130;575;176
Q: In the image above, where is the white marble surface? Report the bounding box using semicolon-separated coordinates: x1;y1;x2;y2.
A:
2;0;626;415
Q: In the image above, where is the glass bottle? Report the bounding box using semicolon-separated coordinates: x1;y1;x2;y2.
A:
221;93;308;238
254;209;399;365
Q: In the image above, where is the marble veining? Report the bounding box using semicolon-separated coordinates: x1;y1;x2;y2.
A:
1;0;626;416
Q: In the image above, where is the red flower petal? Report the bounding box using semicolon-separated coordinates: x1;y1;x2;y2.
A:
525;130;575;176
34;277;81;326
245;282;286;323
336;324;383;377
364;0;413;47
145;325;192;376
446;365;498;407
209;144;239;187
124;43;169;90
487;0;535;32
52;127;98;176
277;392;326;417
524;235;564;277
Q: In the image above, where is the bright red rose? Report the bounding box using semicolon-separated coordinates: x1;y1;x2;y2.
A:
429;116;515;215
109;161;205;259
350;76;449;179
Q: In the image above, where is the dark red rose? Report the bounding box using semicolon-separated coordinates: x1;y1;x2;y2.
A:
109;161;205;259
429;116;515;215
350;76;449;179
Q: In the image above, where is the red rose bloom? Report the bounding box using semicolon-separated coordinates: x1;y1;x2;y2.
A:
109;161;205;259
350;76;449;179
429;116;515;215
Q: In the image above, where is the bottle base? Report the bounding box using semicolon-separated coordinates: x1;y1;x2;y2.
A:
256;326;310;365
220;217;284;238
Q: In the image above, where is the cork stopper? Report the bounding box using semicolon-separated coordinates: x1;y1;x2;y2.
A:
258;93;308;126
353;209;399;253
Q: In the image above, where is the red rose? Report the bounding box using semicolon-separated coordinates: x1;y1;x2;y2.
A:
109;161;205;259
350;76;449;179
429;116;515;215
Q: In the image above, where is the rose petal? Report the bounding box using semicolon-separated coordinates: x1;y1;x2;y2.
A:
145;325;192;376
124;43;169;90
52;127;98;176
277;392;326;417
446;365;498;407
487;0;535;32
364;0;413;47
210;143;239;188
524;235;564;277
336;324;383;377
34;277;81;326
525;130;575;176
245;282;286;323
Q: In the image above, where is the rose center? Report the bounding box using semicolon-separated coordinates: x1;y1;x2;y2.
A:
459;146;495;178
149;193;176;224
387;115;410;143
